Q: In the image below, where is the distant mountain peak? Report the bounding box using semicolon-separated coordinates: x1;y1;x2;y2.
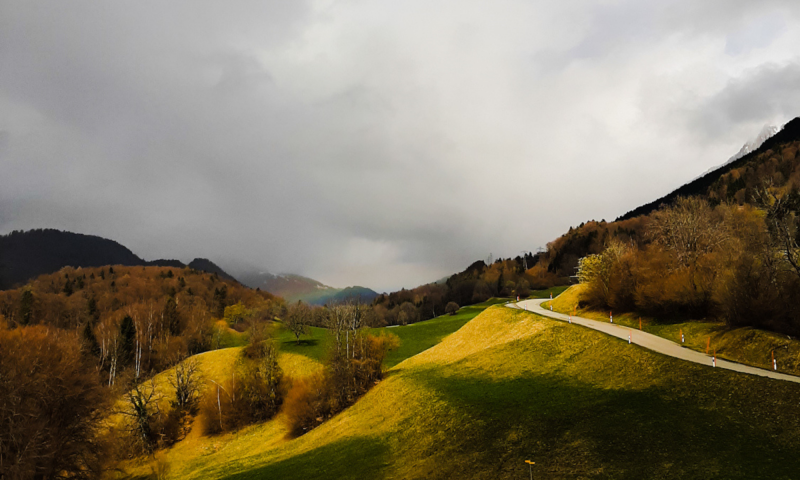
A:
235;269;377;304
694;124;781;181
617;116;800;222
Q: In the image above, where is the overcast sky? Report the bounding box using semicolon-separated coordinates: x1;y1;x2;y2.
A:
3;1;800;292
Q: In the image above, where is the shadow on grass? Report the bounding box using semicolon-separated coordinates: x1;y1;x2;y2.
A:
280;338;321;348
218;436;389;480
407;366;800;479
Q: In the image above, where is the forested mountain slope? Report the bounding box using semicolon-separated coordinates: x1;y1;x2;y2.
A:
617;116;800;221
0;229;238;288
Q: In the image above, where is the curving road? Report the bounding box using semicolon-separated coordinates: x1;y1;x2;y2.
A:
510;298;800;384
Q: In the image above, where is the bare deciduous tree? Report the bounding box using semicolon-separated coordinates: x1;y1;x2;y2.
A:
756;186;800;279
647;197;728;269
169;356;202;412
118;378;162;453
284;301;311;344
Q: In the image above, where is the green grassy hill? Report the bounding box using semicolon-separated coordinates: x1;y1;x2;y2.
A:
275;297;512;367
121;304;800;479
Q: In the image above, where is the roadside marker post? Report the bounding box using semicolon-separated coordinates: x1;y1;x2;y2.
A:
609;311;613;323
712;350;716;368
568;314;571;324
680;329;684;344
525;460;535;480
773;350;777;371
628;330;632;344
550;304;553;311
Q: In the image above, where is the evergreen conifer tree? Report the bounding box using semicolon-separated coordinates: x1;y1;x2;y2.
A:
19;289;34;325
63;279;74;296
86;297;100;324
82;320;101;356
164;296;180;336
119;315;136;367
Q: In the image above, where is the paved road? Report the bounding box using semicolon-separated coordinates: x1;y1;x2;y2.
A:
510;298;800;384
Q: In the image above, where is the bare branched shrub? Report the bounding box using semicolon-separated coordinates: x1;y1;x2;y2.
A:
118;378;163;454
755;186;800;279
445;302;460;315
283;373;329;437
647;197;728;269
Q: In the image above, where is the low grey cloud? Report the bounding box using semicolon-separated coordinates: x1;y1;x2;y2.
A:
690;63;800;138
2;0;800;291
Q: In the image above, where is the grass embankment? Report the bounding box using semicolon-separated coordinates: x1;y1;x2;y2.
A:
126;305;800;479
544;284;800;376
215;320;249;348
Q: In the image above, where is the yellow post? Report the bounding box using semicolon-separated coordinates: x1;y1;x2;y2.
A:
525;460;535;480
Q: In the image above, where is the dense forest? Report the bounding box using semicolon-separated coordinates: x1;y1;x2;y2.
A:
0;265;277;383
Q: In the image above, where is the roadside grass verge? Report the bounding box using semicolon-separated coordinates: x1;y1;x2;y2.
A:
544;285;800;376
528;285;569;298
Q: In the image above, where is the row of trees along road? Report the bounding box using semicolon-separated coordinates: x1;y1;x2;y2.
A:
577;192;800;336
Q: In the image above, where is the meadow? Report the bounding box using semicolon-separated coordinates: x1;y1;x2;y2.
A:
276;288;566;368
119;301;800;479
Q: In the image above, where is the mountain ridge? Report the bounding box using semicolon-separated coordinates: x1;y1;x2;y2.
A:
0;228;237;289
236;270;379;305
617;116;800;221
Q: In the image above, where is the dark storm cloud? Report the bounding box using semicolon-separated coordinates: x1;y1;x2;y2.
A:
2;0;800;291
690;63;800;139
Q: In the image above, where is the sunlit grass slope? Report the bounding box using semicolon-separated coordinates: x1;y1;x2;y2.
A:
215;320;249;348
143;306;800;480
109;347;322;423
546;285;800;376
114;347;324;479
371;297;510;368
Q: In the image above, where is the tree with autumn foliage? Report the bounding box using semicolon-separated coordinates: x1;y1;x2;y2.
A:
0;325;108;478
